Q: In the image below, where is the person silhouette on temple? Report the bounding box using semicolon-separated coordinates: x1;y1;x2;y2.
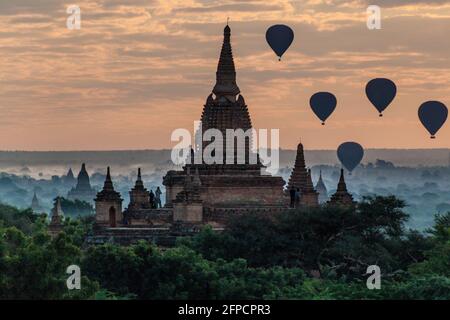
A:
295;188;300;208
149;189;155;208
289;186;296;208
155;187;162;208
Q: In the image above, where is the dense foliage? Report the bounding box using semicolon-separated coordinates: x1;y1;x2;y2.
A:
0;196;449;300
58;197;94;218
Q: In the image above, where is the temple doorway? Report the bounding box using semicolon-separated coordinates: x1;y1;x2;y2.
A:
109;207;116;227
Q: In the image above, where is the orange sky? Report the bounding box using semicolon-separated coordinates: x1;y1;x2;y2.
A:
1;0;450;151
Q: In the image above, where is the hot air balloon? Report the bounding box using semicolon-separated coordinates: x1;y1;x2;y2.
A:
418;101;448;139
310;92;337;125
365;78;397;117
337;142;364;174
265;24;294;61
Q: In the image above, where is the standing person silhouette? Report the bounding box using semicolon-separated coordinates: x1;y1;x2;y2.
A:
149;189;155;208
155;187;162;208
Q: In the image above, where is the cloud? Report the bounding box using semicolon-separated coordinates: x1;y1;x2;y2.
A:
1;0;450;150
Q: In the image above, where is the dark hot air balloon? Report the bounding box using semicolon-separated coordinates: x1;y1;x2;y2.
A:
266;24;294;61
337;142;364;174
310;92;337;125
365;78;397;117
418;101;448;139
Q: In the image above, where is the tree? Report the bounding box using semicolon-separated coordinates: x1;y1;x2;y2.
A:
185;196;419;279
59;197;94;218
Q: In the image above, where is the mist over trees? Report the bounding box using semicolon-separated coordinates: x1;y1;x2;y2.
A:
1;149;450;230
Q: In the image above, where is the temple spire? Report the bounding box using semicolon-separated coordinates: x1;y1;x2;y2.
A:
327;168;355;206
212;24;240;99
52;197;64;219
315;170;328;204
337;168;348;192
135;168;144;189
287;142;308;191
103;166;114;191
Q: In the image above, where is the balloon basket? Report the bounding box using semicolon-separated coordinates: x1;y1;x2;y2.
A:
379;113;383;117
321;122;325;126
431;136;436;139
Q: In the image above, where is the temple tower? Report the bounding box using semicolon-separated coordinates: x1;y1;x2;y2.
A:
95;167;123;227
127;168;151;210
300;169;319;206
48;197;64;236
31;192;42;213
67;163;96;204
328;169;356;207
315;170;328;203
64;168;76;185
173;167;203;222
287;142;309;192
163;25;285;211
199;24;256;165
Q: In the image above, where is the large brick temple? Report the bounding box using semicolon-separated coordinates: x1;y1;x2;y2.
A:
163;24;287;225
85;25;352;245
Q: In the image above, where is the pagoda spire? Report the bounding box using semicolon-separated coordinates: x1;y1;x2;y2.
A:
328;168;355;206
287;142;308;191
75;163;92;189
103;166;114;191
31;191;41;212
337;168;348;192
52;197;64;219
126;167;150;211
49;196;64;236
315;170;328;204
134;168;144;190
212;24;240;99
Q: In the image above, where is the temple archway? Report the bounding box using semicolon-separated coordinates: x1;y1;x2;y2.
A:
109;206;116;227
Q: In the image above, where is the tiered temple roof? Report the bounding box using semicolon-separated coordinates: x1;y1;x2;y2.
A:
200;25;256;166
328;169;356;206
287;143;309;191
127;168;151;210
95;167;122;202
50;197;64;225
163;25;285;210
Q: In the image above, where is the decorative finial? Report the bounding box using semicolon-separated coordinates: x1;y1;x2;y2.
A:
227;17;230;26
